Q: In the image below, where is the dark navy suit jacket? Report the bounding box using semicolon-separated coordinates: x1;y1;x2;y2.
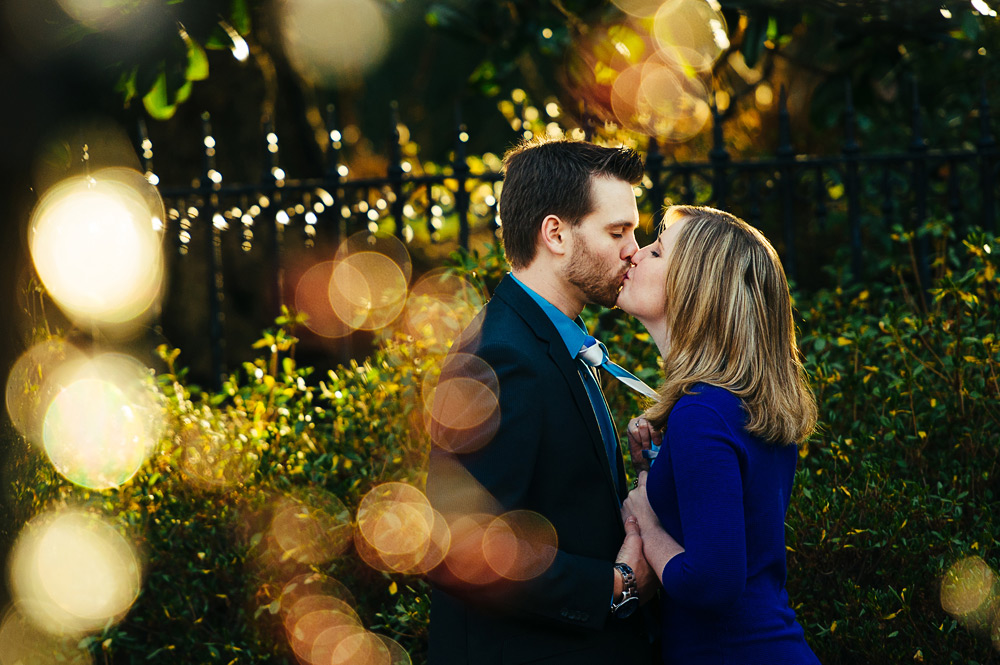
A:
426;275;652;664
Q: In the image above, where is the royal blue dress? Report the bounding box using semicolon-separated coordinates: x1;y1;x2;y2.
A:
646;384;820;664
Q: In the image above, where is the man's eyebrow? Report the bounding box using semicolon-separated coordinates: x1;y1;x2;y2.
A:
606;220;637;229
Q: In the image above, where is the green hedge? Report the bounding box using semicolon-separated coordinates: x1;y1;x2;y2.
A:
6;223;1000;663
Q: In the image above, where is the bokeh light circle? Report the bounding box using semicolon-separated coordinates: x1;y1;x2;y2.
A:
376;634;412;665
336;232;413;284
653;0;729;73
424;353;500;454
296;261;355;339
270;490;353;564
611;58;711;141
10;510;142;636
5;338;87;447
281;0;390;84
29;169;164;333
403;268;486;346
0;605;94;665
40;354;160;490
941;556;997;622
281;572;357;613
328;252;408;331
443;513;503;587
483;511;559;581
355;483;441;574
611;0;668;17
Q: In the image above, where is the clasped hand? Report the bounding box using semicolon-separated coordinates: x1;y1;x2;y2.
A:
615;470;663;604
626;416;662;473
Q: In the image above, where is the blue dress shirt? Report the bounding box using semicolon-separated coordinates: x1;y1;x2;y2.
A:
508;274;619;489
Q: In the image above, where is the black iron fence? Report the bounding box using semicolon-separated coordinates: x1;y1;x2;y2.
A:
140;81;998;385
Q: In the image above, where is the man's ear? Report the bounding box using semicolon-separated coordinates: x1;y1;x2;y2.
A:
539;214;570;257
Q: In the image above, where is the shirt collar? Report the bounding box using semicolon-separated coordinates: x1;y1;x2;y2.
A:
509;273;589;359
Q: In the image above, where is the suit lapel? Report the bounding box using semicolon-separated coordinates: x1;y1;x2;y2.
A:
492;276;623;508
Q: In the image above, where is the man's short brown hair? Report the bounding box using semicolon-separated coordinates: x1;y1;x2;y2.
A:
498;139;645;270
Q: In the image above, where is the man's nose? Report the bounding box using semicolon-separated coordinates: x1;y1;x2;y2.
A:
622;234;640;261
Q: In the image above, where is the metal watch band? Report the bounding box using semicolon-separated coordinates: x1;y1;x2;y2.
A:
611;562;639;618
614;562;637;599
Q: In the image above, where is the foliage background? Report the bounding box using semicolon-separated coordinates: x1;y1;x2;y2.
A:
6;221;1000;663
3;0;1000;662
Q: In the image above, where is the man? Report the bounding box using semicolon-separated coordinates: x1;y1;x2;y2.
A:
426;138;657;664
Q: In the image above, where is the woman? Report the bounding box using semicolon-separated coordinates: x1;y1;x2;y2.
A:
617;205;820;664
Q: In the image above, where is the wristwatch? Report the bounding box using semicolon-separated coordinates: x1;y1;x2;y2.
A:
611;562;639;619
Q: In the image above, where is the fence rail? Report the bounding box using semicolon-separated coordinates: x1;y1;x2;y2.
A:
139;81;998;385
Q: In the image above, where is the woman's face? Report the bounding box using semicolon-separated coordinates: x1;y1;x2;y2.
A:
616;219;686;323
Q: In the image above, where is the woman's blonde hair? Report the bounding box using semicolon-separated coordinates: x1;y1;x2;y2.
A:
643;205;817;444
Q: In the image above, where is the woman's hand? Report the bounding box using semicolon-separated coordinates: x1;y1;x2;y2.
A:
627;417;662;473
623;471;660;534
624;471;684;585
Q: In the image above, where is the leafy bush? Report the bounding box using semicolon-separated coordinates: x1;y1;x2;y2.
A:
594;222;1000;664
6;309;444;663
7;223;1000;664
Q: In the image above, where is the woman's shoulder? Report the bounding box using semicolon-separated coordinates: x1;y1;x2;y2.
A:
673;383;747;428
676;383;741;409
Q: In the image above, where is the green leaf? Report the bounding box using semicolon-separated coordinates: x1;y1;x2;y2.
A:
143;70;178;120
116;67;138;104
231;0;251;35
186;39;209;81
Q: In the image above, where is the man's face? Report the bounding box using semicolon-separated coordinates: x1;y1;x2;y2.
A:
563;176;640;308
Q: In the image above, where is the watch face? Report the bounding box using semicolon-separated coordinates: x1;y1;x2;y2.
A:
613;596;639;619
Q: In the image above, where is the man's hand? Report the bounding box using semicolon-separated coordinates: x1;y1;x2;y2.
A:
615;516;658;603
626;417;661;474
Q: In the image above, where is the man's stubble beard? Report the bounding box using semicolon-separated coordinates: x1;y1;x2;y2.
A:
564;231;627;309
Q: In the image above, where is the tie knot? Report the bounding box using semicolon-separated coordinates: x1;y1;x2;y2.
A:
578;336;608;367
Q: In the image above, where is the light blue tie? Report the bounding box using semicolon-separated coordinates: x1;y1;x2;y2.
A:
579;336;661;464
577;336;658;399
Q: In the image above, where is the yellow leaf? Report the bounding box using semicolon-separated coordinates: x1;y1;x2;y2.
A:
830;620;838;633
918;431;926;439
963;356;978;363
930;398;937;408
900;519;907;529
859;290;869;301
882;611;898;620
837;336;853;346
972;541;980;550
389;581;398;595
839;486;852;498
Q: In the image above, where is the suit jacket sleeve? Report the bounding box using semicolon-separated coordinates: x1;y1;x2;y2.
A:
428;339;617;632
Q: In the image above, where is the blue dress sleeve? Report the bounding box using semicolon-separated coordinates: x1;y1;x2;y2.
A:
660;403;748;611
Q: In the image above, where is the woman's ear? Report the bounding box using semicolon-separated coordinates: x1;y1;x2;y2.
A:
539;214;569;257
